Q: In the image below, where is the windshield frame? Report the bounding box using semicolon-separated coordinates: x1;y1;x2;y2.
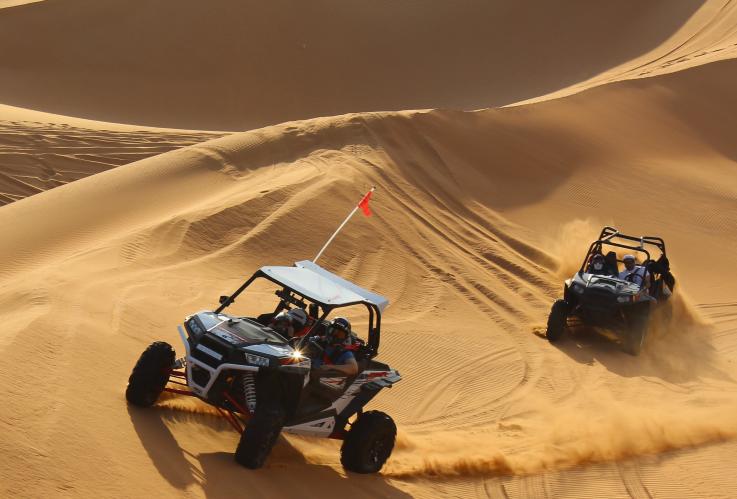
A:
215;272;383;357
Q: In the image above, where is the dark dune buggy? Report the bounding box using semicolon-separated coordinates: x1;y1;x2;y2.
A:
125;260;401;473
545;226;676;355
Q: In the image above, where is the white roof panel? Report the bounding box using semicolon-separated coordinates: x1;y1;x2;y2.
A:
259;260;389;312
296;260;389;312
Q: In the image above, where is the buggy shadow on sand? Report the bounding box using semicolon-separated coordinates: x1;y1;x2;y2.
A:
125;260;401;473
546;226;676;355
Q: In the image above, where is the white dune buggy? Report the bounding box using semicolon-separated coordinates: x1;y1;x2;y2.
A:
125;260;401;473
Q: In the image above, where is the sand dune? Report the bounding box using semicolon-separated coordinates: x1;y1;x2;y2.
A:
0;0;42;7
2;1;737;498
0;0;713;130
0;103;223;204
0;119;221;204
3;54;737;497
519;0;737;105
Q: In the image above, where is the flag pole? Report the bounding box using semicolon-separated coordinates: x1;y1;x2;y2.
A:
313;187;375;264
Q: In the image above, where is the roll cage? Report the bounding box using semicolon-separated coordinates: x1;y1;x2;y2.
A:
214;268;383;359
579;226;667;275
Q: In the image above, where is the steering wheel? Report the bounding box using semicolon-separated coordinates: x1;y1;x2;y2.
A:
302;336;325;357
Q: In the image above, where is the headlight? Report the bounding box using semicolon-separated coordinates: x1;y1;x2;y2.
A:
279;350;311;367
187;318;203;335
617;295;633;303
244;352;270;367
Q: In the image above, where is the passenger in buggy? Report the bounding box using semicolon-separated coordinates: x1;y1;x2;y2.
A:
619;254;648;287
619;254;657;303
308;317;359;377
269;307;308;339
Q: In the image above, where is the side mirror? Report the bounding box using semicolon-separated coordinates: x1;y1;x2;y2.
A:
219;295;230;305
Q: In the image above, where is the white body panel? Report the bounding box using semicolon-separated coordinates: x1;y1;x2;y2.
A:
282;368;401;437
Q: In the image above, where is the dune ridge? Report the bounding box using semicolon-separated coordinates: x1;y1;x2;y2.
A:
520;0;737;105
0;120;222;204
0;0;716;130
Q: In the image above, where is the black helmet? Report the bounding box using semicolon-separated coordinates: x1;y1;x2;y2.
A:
327;317;351;344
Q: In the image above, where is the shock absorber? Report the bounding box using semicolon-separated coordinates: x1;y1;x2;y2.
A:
242;373;257;413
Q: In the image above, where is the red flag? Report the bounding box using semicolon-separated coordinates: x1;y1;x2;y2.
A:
357;189;373;217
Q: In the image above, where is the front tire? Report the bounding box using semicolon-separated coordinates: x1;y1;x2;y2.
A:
546;299;569;342
126;341;175;407
234;406;285;469
341;410;396;473
623;307;649;356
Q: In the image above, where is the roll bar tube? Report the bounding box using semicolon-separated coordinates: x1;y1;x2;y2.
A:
579;227;666;274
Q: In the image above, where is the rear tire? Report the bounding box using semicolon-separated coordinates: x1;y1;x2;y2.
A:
341;410;396;473
234;406;285;469
546;300;569;342
126;341;175;407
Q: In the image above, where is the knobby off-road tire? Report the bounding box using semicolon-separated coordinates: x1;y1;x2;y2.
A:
126;341;175;407
546;299;569;342
341;410;397;474
623;307;649;356
234;406;285;469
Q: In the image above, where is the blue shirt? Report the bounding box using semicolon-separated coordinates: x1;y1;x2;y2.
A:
311;345;355;369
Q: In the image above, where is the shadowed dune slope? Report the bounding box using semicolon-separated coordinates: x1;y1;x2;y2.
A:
5;0;737;207
0;0;709;130
519;0;737;105
0;120;222;204
1;58;737;498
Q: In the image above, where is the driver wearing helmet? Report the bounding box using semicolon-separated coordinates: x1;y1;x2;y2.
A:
589;252;619;277
310;317;358;376
270;308;308;339
588;253;608;276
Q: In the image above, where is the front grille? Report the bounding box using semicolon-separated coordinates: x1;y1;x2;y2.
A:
191;365;211;387
191;335;229;368
192;350;219;368
581;288;617;312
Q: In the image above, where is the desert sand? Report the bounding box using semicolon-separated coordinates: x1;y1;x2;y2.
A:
1;1;737;498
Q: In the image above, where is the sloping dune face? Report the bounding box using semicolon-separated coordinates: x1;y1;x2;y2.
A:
2;0;736;205
0;119;221;204
518;0;737;104
0;0;710;130
2;1;737;498
2;56;737;497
